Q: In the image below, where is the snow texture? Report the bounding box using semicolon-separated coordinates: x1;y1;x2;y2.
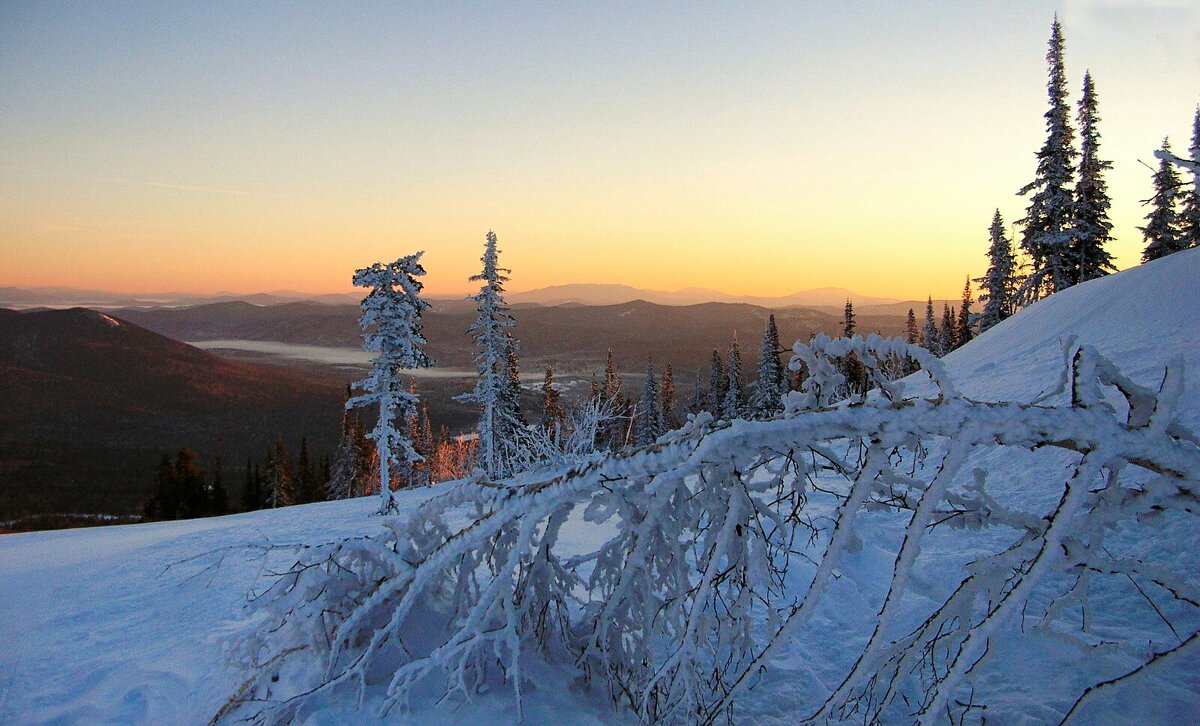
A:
0;249;1198;725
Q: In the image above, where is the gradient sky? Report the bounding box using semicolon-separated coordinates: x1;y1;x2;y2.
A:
1;1;1197;300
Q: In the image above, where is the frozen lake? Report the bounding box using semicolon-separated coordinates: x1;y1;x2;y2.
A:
188;339;479;377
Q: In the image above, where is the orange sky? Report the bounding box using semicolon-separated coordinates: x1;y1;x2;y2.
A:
2;3;1197;300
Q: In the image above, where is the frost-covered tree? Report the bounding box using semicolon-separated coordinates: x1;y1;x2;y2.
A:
328;397;371;501
956;276;973;347
264;438;295;509
842;299;856;337
349;252;434;514
977;210;1017;333
1141;138;1185;262
1018;17;1077;300
749;314;785;418
540;366;566;443
1179;107;1200;250
921;296;940;355
633;360;665;446
660;362;679;430
706;349;726;413
939;304;956;355
722;333;744;419
456;232;525;480
1071;71;1116;283
688;368;705;417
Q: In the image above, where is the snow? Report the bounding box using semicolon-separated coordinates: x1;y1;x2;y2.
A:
1;249;1198;724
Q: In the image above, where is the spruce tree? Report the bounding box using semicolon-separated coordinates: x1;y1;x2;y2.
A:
265;438;294;509
1179;107;1200;250
1018;17;1077;300
921;297;940;355
455;232;523;480
241;457;260;511
634;360;665;446
956;276;973;348
905;308;919;346
722;333;744;419
660;362;678;430
349;251;433;513
1141;138;1185;262
939;304;956;356
689;369;706;417
707;349;726;413
1071;71;1116;283
977;210;1017;333
842;300;856;337
750;314;786;418
540;366;566;442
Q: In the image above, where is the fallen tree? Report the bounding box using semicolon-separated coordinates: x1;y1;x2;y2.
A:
219;335;1200;724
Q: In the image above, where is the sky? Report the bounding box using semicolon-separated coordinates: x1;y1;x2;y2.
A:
1;1;1197;300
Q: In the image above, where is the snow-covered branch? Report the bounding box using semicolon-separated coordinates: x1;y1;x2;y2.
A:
219;338;1200;724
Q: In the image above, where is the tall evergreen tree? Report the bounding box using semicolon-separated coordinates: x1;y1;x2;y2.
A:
660;362;678;430
634;360;665;446
1141;138;1185;262
602;349;622;404
264;438;294;509
242;457;261;511
1071;71;1116;283
842;300;856;337
706;349;726;413
349;251;434;513
1179;107;1200;250
689;368;706;417
939;304;956;356
722;333;744;419
540;366;566;442
921;296;940;355
456;232;523;480
905;308;919;346
977;210;1017;333
750;314;785;418
956;276;974;348
1018;17;1078;300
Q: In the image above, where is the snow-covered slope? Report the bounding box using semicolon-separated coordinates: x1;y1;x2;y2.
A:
0;250;1197;725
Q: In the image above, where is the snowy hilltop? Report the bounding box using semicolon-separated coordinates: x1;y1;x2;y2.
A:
1;249;1198;725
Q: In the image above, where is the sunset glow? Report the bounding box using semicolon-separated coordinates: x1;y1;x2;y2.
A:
2;2;1197;300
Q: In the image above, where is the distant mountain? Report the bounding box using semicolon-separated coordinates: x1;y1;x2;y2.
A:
507;283;900;308
0;308;346;520
2;283;903;311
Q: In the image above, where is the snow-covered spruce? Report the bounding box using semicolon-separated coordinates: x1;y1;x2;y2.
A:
347;252;433;514
219;338;1200;724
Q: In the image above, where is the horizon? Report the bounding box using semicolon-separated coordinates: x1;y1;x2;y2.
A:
2;3;1198;300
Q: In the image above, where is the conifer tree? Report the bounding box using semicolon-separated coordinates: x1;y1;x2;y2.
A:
634;360;665;446
842;300;856;338
540;366;566;442
707;349;726;413
689;369;706;417
1018;17;1078;300
750;314;785;418
722;333;744;419
349;251;433;513
921;297;940;355
905;308;919;346
456;232;523;481
265;438;294;509
1141;138;1185;262
939;304;956;356
977;210;1017;333
1071;71;1116;283
956;276;974;348
660;362;678;430
602;349;622;404
1179;107;1200;250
